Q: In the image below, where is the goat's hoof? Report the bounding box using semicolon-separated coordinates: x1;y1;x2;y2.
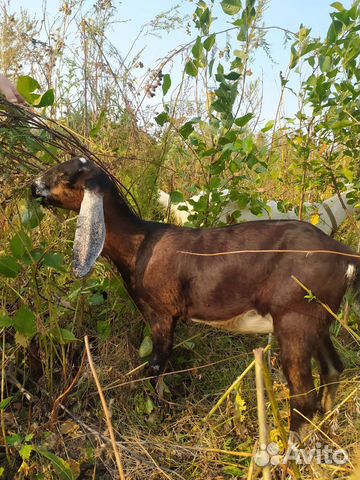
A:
288;430;301;447
320;391;334;413
289;423;312;445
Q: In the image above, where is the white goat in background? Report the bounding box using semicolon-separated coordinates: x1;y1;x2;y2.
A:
158;188;357;236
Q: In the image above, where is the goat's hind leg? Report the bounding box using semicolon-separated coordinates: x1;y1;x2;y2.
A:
277;313;317;435
316;333;344;413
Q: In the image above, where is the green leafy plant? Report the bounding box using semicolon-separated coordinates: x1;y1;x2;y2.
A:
16;76;55;108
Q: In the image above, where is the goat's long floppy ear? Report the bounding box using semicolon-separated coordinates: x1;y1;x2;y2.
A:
73;189;106;278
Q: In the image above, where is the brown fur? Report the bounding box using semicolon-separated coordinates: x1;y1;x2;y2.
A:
32;158;359;432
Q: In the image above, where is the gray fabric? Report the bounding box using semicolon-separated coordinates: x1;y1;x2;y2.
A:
323;202;338;234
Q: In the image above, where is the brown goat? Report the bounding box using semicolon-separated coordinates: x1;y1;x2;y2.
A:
31;157;359;434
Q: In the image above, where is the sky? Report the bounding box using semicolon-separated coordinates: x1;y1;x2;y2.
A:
7;0;353;122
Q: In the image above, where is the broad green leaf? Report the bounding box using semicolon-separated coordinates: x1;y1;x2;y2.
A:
22;249;43;265
203;34;215;51
144;397;155;414
170;191;184;204
342;167;353;182
330;119;352;129
16;75;40;102
306;75;317;87
319;55;331;72
13;306;36;338
162;74;171;96
0;255;20;278
233;49;247;60
199;6;211;34
185;60;198;77
20;200;44;228
0;397;13;410
223;466;244;476
210;177;221;189
224;71;241;80
10;231;32;259
0;314;13;328
179;121;195;138
331;1;344;10
261;120;275;133
308;56;315;67
139;335;153;358
211;99;226;113
33;89;55;108
49;328;77;345
234;113;254;127
88;293;105;305
327;20;343;42
242;136;254;154
191;37;203;60
20;445;34;461
36;448;75;480
43;252;65;271
155;111;169;126
221;0;241;16
6;433;23;446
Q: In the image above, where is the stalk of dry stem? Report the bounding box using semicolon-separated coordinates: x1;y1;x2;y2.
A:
84;335;126;480
262;361;302;480
203;343;271;421
254;348;271;480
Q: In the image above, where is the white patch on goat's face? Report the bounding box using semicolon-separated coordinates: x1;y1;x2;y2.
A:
346;264;355;280
191;309;274;334
34;177;50;197
79;157;88;164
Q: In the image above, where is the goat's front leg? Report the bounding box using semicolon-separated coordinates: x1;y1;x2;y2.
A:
147;315;177;397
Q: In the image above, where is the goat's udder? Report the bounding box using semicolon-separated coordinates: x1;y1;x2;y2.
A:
191;310;274;334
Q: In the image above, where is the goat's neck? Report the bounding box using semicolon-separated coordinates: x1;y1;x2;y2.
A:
102;193;146;280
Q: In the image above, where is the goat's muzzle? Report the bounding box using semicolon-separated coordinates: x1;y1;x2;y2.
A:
31;177;49;200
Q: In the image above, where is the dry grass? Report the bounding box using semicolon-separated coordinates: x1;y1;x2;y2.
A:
4;315;357;479
0;98;359;479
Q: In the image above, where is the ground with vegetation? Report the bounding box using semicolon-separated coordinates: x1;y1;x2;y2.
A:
0;0;359;478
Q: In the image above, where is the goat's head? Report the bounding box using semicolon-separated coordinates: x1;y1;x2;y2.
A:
31;157;113;210
31;157;111;278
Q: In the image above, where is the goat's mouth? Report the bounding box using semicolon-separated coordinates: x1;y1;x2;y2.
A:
30;184;52;209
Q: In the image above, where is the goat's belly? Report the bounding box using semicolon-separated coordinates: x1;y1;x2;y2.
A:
191;309;274;334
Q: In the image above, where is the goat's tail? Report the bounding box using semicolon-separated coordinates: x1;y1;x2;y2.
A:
350;262;360;304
